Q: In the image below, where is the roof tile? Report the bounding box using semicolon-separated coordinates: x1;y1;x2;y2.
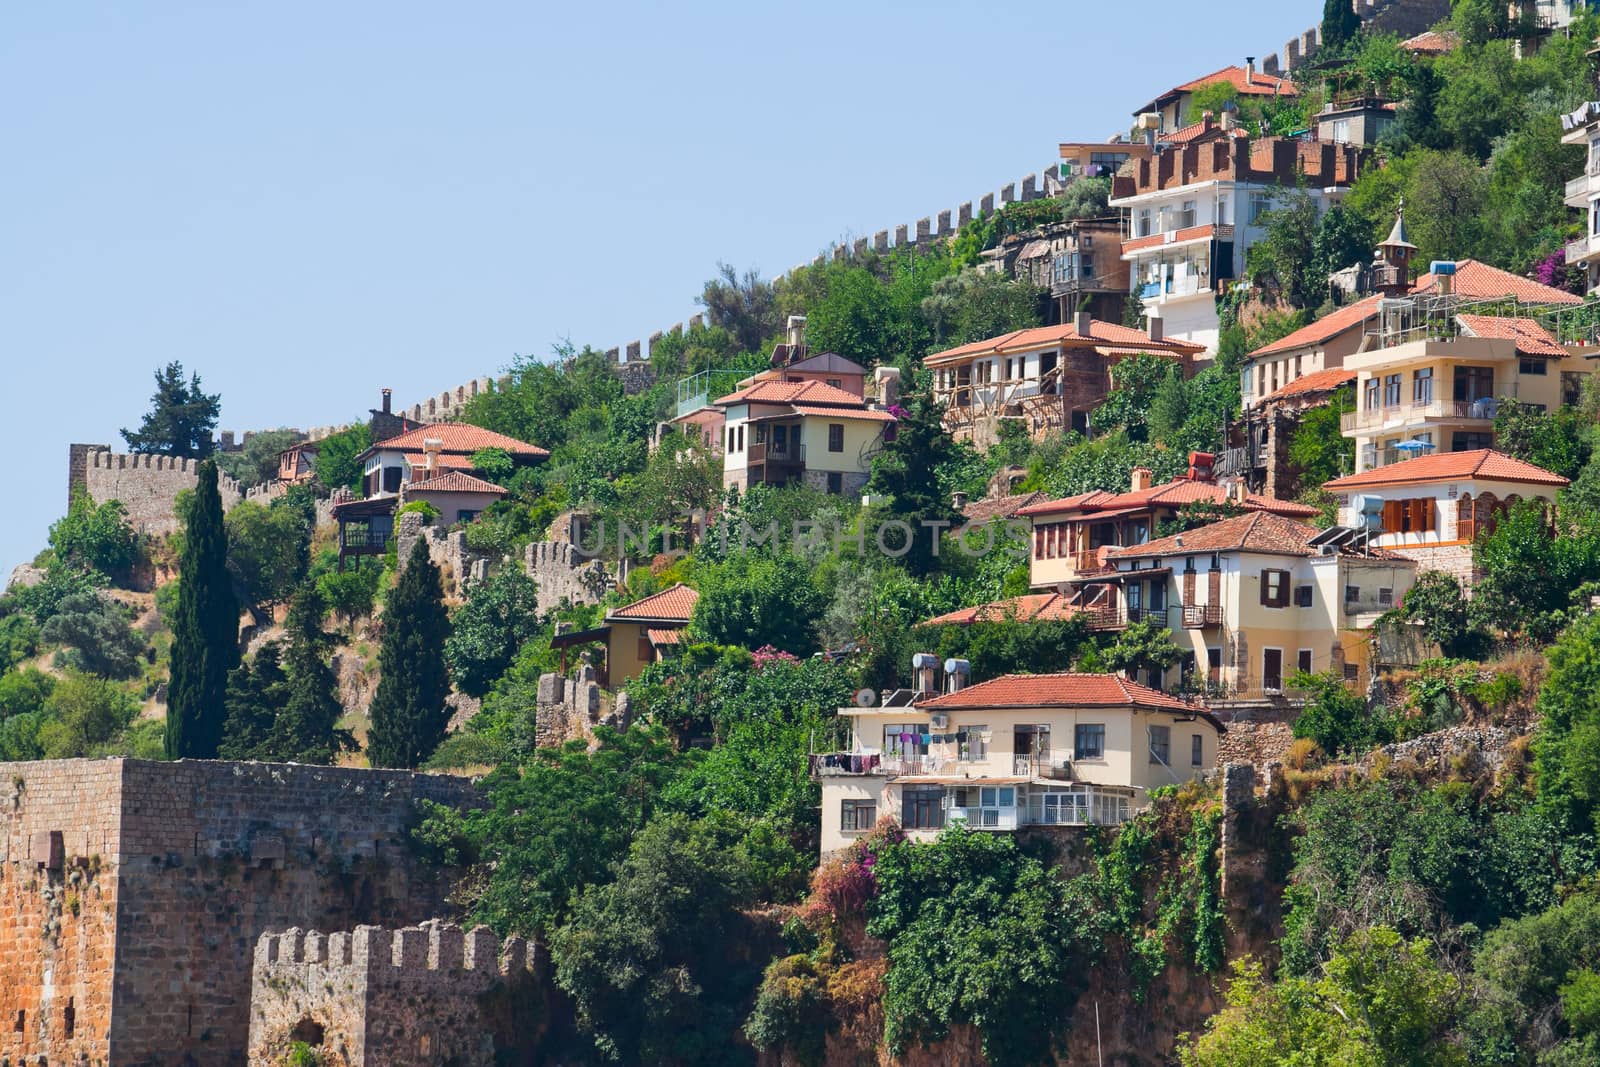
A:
920;593;1082;627
1249;295;1383;358
1108;512;1320;560
372;422;549;458
1412;260;1583;306
404;471;509;495
1455;314;1567;357
1323;449;1570;491
927;319;1203;366
918;672;1202;714
607;584;701;623
1260;367;1357;403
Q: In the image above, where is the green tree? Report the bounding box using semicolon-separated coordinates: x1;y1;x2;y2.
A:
1321;0;1361;52
444;566;543;697
698;263;782;355
1288;384;1356;488
224;500;310;621
48;496;141;580
311;423;372;493
214;428;304;486
271;584;352;764
1290;670;1394;757
1103;618;1187;684
1473;500;1600;640
38;670;140;759
861;394;962;578
120;361;221;458
0;668;54;720
1534;611;1600;842
1060;175;1113;221
315;566;381;626
919;269;1042;348
1313;204;1376;283
165;460;239;759
366;538;452;768
690;552;826;656
218;642;289;762
40;592;147;679
1397;571;1490;659
550;814;756;1066
1093;353;1183;442
1493;399;1592;481
468;446;516;484
1247;187;1324;309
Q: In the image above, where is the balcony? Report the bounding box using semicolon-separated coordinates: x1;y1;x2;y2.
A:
1564;171;1600;208
675;369;743;419
947;805;1023;830
1182;604;1222;629
1343;593;1396;615
1361;443;1439;469
809;753;939;778
1341;398;1498;434
1567;232;1600;269
748;441;805;468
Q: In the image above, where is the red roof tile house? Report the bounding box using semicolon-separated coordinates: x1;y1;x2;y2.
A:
550;584;701;689
1134;63;1299;134
813;672;1221;855
1324;449;1569;589
715;379;896;496
926;312;1203;446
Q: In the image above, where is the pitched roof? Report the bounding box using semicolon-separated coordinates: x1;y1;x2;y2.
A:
714;380;868;407
1261;367;1357;403
962;491;1048;523
1108;512;1321;560
926;320;1204;366
1323;449;1570;491
646;628;685;647
789;404;898;422
920;593;1082;627
1172;66;1298;98
403;471;508;495
1249;295;1384;358
1403;29;1460;55
1455;315;1567;357
918;672;1204;716
369;423;549;459
1411;260;1583;306
1163;117;1249;145
1018;477;1319;519
606;584;700;623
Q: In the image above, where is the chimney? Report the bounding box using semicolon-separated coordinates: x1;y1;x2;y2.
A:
787;314;807;349
1227;478;1248;504
1148;317;1165;343
1075;310;1093;337
1245;57;1256;84
952;490;969;511
423;437;443;476
381;388;392;415
874;366;901;408
943;658;971;694
1130;466;1154;492
912;653;939;697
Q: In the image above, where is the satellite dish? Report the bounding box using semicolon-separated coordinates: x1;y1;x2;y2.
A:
854;688;878;708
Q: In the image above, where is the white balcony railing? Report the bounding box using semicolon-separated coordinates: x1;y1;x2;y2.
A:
1341;398;1498;433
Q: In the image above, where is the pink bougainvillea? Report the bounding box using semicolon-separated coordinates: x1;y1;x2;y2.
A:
751;645;800;669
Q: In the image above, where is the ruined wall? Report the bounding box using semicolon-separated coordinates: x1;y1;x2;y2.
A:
0;758;478;1067
77;449;247;535
525;541;613;616
248;921;539;1067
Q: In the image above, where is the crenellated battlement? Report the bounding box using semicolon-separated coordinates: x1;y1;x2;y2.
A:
256;921;535;979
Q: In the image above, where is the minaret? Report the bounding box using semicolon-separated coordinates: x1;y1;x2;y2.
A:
1375;198;1417;296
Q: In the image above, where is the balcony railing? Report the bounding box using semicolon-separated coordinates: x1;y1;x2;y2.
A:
1361;444;1439;469
748;441;804;467
1341;398;1498;433
1567;233;1600;268
1182;604;1222;629
1344;594;1396;615
809;753;940;778
339;528;392;551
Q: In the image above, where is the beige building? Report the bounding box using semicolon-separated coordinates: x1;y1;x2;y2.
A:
402;471;507;525
813;673;1222;855
1323;449;1569;588
1093;512;1416;699
716;379;895;496
550;584;699;690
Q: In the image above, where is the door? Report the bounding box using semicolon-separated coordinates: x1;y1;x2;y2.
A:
1263;649;1284;693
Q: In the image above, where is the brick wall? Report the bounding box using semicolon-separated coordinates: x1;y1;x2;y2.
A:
0;758;478;1067
1113;139;1369;199
248;921;539;1066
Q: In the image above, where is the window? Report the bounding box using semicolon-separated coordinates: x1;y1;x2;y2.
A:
1149;725;1172;765
1263;649;1285;692
1364;377;1380;412
1345;584;1360;603
637;635;654;664
902;787;944;830
1075;723;1106;760
1519;358;1548;376
1344;663;1360;681
1453;431;1494;452
1218;195;1231;225
1294;585;1314;608
753;424;767;445
826;378;842;388
1378;587;1394;607
1179;199;1197;229
827;472;843;495
773;425;788;453
828;424;845;452
955;785;1017;828
456;510;478;524
737;426;745;452
1413;367;1433;404
1381;498;1435;534
1563;372;1587;407
957;725;988;762
383;466;403;494
1384;374;1402;407
840;800;877;833
884;725;928;757
1298;649;1313;674
1137;208;1153;237
1453;366;1495;403
1191;734;1204;767
1260;569;1291;608
1332;118;1352;143
1249;191;1272;224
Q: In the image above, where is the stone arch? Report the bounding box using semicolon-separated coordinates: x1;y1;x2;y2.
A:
290;1017;326;1045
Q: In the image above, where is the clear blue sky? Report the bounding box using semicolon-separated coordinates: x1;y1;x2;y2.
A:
1;0;1321;576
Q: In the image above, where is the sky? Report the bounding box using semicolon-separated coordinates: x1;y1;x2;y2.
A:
0;0;1322;577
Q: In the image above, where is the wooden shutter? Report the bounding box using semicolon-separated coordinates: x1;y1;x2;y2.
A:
1383;499;1402;533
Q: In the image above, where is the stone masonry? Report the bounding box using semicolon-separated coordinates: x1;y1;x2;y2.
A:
75;448;247;536
248;921;539;1066
524;541;613;616
0;758;477;1067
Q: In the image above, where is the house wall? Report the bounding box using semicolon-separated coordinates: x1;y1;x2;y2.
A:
404;488;502;525
606;621;657;687
1331;476;1558;551
797;416;885;475
1243;326;1368;408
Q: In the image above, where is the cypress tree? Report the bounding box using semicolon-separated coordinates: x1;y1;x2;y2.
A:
1321;0;1361;52
165;459;239;759
367;538;452;768
272;583;352;764
218;643;288;762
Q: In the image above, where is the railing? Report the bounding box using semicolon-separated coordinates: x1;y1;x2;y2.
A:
748;442;804;467
1124;606;1171;626
675;369;744;419
1182;604;1222;629
1341;398;1498;433
1344;594;1397;615
1012;754;1072;778
947;806;1023;830
1025;785;1138;827
1216;446;1251;477
1566;233;1600;267
809;753;940;778
1361;444;1440;469
339;529;391;550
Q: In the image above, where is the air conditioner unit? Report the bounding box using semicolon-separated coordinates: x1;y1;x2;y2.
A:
929;713;950;731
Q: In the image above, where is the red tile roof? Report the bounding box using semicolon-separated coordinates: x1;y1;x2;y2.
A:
789;404;898;422
926;320;1203;366
371;423;549;459
404;471;508;495
1018;476;1318;519
920;593;1082;627
1455;315;1567;357
1260;367;1357;404
1403;29;1460;55
962;491;1048;523
645;628;685;647
1108;512;1321;560
402;452;476;471
1323;449;1570;491
918;672;1202;714
714;380;868;407
607;584;701;623
1412;260;1583;306
1249;295;1384;358
1173;66;1298;98
1163;117;1250;145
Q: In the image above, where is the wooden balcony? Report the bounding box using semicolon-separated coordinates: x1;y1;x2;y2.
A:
1182;604;1222;629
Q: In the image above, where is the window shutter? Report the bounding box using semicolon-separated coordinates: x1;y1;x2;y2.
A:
1383;499;1401;533
1259;572;1270;607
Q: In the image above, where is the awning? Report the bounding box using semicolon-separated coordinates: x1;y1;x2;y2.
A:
331;496;398;520
550;626;611;649
646;628;685;647
892;776;1033;786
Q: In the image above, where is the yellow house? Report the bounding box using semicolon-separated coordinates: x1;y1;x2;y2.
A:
813;673;1222;856
1092;512;1417;699
1343;314;1594;473
715;380;896;496
551;584;699;690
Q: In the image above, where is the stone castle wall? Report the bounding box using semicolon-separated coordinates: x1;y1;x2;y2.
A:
248;921;539;1066
0;758;478;1067
76;448;247;535
525;541;613;616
